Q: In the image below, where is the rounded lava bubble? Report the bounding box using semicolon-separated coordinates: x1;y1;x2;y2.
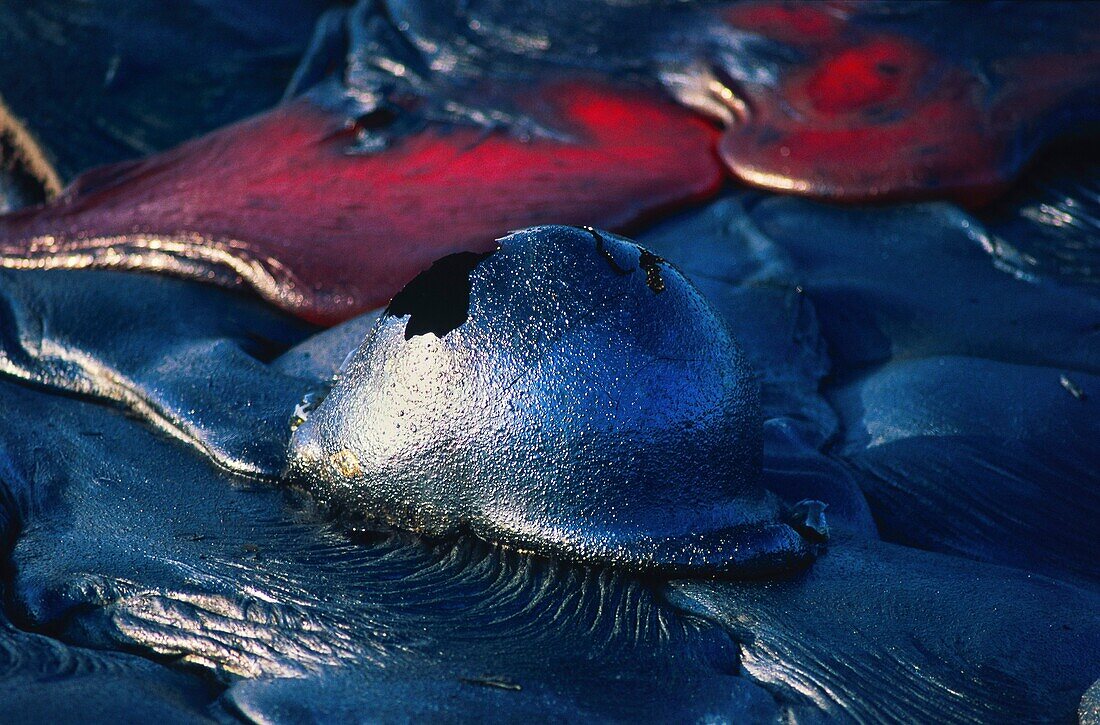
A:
287;225;814;575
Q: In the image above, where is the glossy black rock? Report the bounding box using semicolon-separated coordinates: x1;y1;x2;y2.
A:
670;540;1100;722
643;192;1100;583
0;269;317;476
0;376;772;722
288;225;813;575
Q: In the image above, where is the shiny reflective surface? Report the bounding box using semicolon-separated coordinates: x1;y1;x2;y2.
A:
670;540;1100;722
0;191;1095;717
288;225;814;574
1;1;1096;322
640;191;1100;585
0;86;721;324
0;269;316;476
0;377;768;721
714;1;1100;203
0;1;1097;720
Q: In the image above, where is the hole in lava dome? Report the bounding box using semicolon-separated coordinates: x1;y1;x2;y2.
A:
386;249;496;339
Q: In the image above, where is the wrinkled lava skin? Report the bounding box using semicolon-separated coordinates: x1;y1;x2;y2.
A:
0;376;775;722
0;1;1097;721
0;199;1097;719
0;269;317;476
288;226;813;575
639;192;1100;586
670;541;1100;721
2;1;1097;323
0;599;217;724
